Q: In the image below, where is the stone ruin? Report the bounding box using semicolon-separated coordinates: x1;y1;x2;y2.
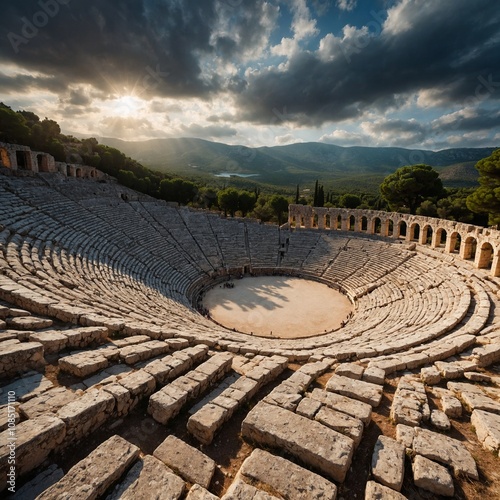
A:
0;167;500;498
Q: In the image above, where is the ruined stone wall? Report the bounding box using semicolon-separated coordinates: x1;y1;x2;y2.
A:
0;141;102;179
289;204;500;276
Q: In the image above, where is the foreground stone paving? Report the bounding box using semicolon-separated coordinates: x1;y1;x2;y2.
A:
1;173;500;498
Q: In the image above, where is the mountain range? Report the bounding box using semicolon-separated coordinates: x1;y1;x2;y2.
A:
99;137;496;192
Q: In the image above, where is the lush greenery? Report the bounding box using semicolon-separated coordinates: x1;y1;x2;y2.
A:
466;149;500;226
0;103;493;226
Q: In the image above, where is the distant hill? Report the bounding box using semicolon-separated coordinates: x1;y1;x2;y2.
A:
99;137;496;192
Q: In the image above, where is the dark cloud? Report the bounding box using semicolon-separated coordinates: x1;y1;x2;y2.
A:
235;0;500;125
180;123;238;139
0;0;220;98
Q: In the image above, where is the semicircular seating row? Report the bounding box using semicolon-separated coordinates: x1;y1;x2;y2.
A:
0;175;497;366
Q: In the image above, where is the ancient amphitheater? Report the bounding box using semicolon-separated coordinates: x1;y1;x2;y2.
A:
1;144;500;499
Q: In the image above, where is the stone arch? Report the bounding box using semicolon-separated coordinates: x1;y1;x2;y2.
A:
476;241;494;269
398;221;407;238
421;225;433;245
349;215;355;231
336;214;342;230
66;165;72;176
410;223;420;241
325;214;331;229
387;219;394;237
90;169;96;178
37;154;49;172
313;213;319;228
461;236;477;261
372;217;382;235
446;231;461;253
361;216;368;231
290;216;297;228
435;228;447;248
0;147;11;168
76;168;83;178
16;150;31;170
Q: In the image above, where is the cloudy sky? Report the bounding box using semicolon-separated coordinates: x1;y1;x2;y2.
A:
0;0;499;149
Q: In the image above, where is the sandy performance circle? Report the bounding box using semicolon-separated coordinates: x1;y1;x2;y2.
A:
203;276;353;338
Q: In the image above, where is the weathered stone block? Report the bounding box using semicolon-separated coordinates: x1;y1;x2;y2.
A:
413;454;454;497
412;427;478;480
242;401;354;483
371;435;405;492
239;448;337;500
187;403;229;445
154;435;215;489
471;409;500;454
38;435;140;499
0;415;66;491
107;455;185;500
326;375;383;407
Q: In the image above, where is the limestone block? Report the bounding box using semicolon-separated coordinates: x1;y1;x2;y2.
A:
164;356;191;378
0;403;19;432
119;370;156;398
38;435;140;499
154;435;216;489
472;344;500;367
119;344;152;365
58;352;109;378
186;483;219;500
230;376;259;400
435;361;463;380
420;366;441;385
464;372;491;383
440;393;463;418
326;375;383;407
296;396;322;418
430;409;451;431
395;424;415;449
412;454;454;497
262;383;302;411
471;409;500;454
308;388;372;425
57;388;115;443
221;479;278;499
0;341;44;376
363;366;385;385
297;359;331;378
107;455;185;500
412;427;478;480
102;383;134;417
12;463;63;499
148;385;189;424
241;401;354;483
29;330;68;354
371;435;405;492
239;448;337;500
187;403;229;445
315;406;364;447
364;480;407;499
0;415;66;491
19;386;79;419
335;362;364;380
0;372;53;402
7;316;53;330
461;390;500;414
142;359;172;385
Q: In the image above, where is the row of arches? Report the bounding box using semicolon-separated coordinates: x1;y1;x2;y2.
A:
289;206;500;277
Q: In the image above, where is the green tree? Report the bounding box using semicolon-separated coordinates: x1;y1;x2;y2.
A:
159;178;197;205
238;190;257;216
218;187;240;216
466;149;500;225
339;193;361;209
269;194;289;225
380;164;444;214
0;103;30;143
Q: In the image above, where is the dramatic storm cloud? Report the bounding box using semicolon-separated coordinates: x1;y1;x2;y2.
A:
0;0;498;146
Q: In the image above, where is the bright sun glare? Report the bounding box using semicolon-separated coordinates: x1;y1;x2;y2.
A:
111;95;143;117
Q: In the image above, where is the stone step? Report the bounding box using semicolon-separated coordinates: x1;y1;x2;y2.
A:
326;374;383;407
153;435;215;490
107;454;185;499
37;435;140;499
371;435;405;492
0;341;44;376
237;448;337;499
241;400;354;483
0;415;66;491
